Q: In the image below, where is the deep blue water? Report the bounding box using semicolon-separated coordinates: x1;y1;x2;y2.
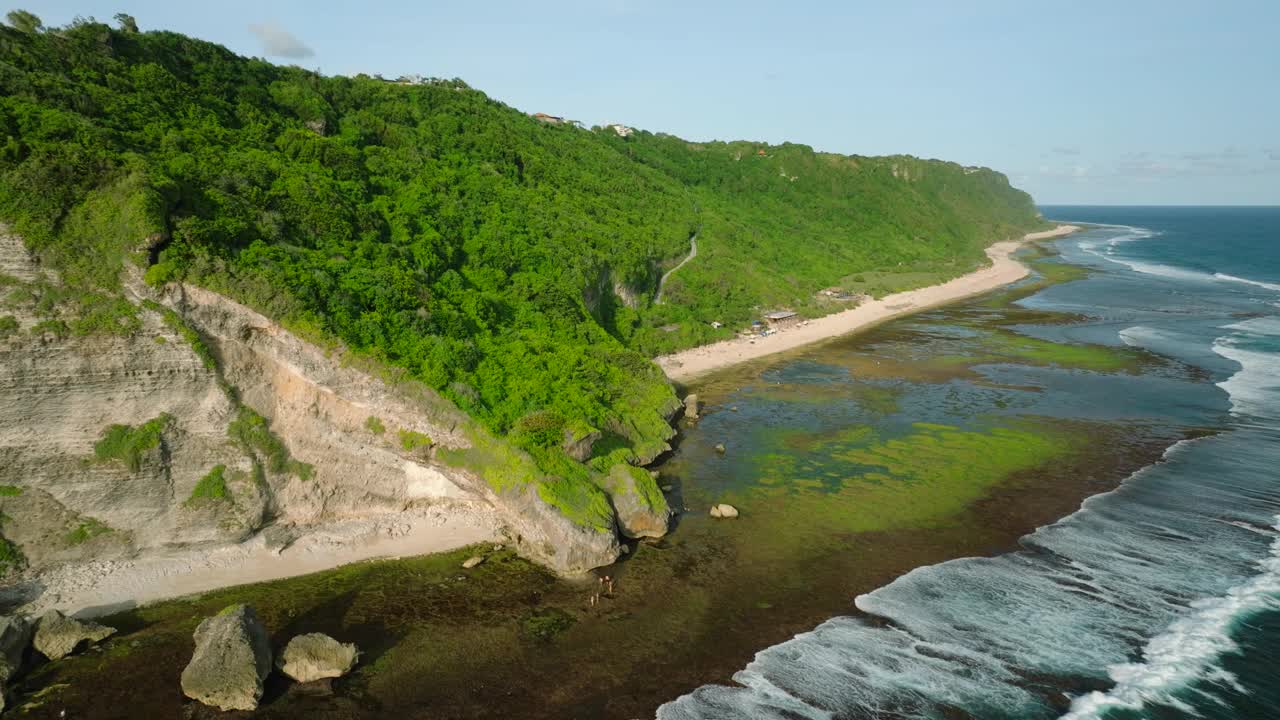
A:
658;206;1280;720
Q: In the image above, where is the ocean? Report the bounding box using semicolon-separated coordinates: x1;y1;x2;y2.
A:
657;206;1280;720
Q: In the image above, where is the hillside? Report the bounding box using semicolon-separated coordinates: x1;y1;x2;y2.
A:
0;15;1043;506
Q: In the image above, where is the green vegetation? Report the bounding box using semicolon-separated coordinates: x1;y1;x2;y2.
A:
0;314;17;337
65;517;112;545
520;607;575;642
397;429;432;452
142;299;216;369
0;485;21;496
186;464;229;504
0;534;25;578
0;15;1043;512
227;405;312;479
93;414;171;472
364;415;385;435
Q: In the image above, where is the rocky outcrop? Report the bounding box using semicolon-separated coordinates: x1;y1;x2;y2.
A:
598;465;671;539
33;610;114;660
496;483;621;575
683;393;699;420
180;604;272;711
277;633;359;683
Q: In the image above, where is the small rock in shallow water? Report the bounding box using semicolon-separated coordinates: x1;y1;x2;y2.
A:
714;443;726;454
462;556;485;569
661;485;674;492
710;504;739;519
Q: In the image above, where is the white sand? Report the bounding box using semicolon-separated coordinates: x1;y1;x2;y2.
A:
656;225;1081;382
12;502;501;618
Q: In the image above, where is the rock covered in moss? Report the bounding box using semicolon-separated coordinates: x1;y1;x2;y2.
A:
277;632;359;683
180;604;272;711
561;424;601;462
33;609;114;660
599;464;671;539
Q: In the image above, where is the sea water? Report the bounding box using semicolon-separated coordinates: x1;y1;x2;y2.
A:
657;207;1280;720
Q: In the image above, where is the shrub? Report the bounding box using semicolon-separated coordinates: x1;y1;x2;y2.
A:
365;416;386;434
94;414;172;472
187;464;229;504
398;429;432;452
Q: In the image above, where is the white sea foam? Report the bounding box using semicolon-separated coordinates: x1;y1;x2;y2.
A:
1061;518;1280;719
1213;317;1280;420
1214;273;1280;293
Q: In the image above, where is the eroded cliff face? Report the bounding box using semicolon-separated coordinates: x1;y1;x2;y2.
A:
0;228;659;603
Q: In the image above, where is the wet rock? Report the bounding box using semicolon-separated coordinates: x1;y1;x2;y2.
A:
33;610;114;661
661;485;674;493
683;394;700;420
277;633;359;683
462;555;485;569
709;504;739;519
714;443;726;454
180;604;272;711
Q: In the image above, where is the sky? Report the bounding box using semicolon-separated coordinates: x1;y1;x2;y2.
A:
18;0;1280;205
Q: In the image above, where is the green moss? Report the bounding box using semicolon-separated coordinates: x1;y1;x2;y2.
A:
364;415;386;435
437;428;540;494
186;465;229;505
0;485;22;496
94;414;172;472
536;477;615;533
604;464;669;516
520;607;576;642
0;315;18;337
65;518;112;546
398;429;433;452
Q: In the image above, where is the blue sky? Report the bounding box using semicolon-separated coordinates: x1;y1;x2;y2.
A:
20;0;1280;205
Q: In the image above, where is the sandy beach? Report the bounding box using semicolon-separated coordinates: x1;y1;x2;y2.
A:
656;224;1080;382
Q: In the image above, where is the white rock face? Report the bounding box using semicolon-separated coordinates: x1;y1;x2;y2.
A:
181;604;271;711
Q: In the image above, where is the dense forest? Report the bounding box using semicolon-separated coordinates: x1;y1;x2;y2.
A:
0;13;1044;476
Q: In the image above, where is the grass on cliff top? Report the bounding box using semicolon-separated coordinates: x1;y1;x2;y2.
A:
93;414;172;472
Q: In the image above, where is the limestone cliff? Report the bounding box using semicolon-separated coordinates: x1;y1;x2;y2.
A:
0;227;662;605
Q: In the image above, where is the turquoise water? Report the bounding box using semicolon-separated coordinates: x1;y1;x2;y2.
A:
658;207;1280;720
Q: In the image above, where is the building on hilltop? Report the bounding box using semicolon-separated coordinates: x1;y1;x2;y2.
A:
607;123;634;137
532;112;565;124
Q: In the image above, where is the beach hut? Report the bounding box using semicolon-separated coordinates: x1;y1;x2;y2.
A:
764;310;799;329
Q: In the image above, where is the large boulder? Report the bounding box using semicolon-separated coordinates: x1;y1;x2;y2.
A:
598;465;671;539
277;633;359;683
33;610;114;661
180;604;272;711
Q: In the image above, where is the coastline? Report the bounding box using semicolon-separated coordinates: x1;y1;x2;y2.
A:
655;224;1081;383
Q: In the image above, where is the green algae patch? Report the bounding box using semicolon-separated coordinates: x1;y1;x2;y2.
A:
930;327;1144;374
746;421;1078;541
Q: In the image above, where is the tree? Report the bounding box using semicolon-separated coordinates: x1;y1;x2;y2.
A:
113;13;139;33
5;9;42;33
